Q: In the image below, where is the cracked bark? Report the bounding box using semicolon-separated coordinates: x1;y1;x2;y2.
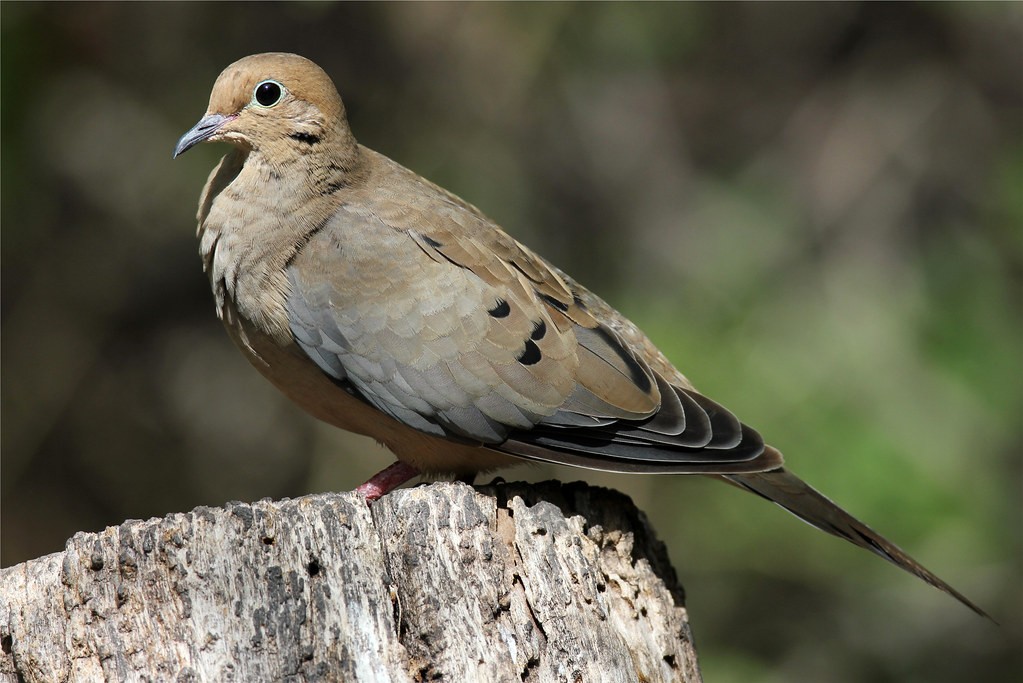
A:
0;480;701;683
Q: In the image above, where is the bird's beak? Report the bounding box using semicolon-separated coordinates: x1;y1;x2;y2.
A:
173;113;235;158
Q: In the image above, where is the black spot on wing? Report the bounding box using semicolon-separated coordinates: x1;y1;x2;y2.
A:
539;293;569;313
488;299;511;318
518;339;542;366
530;319;547;340
422;234;443;248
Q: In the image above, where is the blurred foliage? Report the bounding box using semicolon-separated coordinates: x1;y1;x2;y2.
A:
2;3;1020;682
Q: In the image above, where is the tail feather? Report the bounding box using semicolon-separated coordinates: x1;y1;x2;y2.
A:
724;457;992;621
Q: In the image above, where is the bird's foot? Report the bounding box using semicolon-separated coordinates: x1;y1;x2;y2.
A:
354;461;421;502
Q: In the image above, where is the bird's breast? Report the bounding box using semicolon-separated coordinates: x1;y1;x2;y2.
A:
197;155;330;349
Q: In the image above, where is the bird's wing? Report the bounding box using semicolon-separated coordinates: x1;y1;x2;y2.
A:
285;153;778;474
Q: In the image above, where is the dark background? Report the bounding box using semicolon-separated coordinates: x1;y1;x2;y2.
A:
3;3;1020;681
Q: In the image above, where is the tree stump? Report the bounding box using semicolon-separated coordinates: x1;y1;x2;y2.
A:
0;480;701;682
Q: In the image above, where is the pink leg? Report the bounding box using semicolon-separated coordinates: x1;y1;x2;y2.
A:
354;461;421;502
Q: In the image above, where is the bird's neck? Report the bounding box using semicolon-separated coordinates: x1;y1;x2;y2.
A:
258;126;366;196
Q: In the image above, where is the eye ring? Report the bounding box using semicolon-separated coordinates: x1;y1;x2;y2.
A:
253;80;286;108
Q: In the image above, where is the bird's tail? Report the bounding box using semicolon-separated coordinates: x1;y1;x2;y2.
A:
723;456;991;620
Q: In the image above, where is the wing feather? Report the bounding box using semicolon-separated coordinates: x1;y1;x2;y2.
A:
284;151;779;474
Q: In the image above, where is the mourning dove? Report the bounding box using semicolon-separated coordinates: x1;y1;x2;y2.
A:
174;53;987;618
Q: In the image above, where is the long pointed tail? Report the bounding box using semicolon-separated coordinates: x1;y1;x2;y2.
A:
724;457;991;620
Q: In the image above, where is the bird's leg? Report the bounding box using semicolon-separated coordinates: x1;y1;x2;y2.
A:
354;461;421;501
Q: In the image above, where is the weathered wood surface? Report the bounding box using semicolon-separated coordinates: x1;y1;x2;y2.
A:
0;480;700;683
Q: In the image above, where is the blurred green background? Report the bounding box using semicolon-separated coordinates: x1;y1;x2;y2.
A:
2;3;1020;681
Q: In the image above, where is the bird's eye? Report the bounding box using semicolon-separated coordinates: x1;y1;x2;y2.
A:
253;80;285;107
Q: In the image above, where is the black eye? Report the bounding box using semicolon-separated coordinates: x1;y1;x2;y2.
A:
253;80;284;107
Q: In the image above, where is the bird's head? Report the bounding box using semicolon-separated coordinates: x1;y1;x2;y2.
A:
174;53;349;159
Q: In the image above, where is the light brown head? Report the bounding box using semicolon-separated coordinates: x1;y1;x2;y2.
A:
174;53;356;161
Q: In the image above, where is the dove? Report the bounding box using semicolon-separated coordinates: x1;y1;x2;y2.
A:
174;52;988;618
